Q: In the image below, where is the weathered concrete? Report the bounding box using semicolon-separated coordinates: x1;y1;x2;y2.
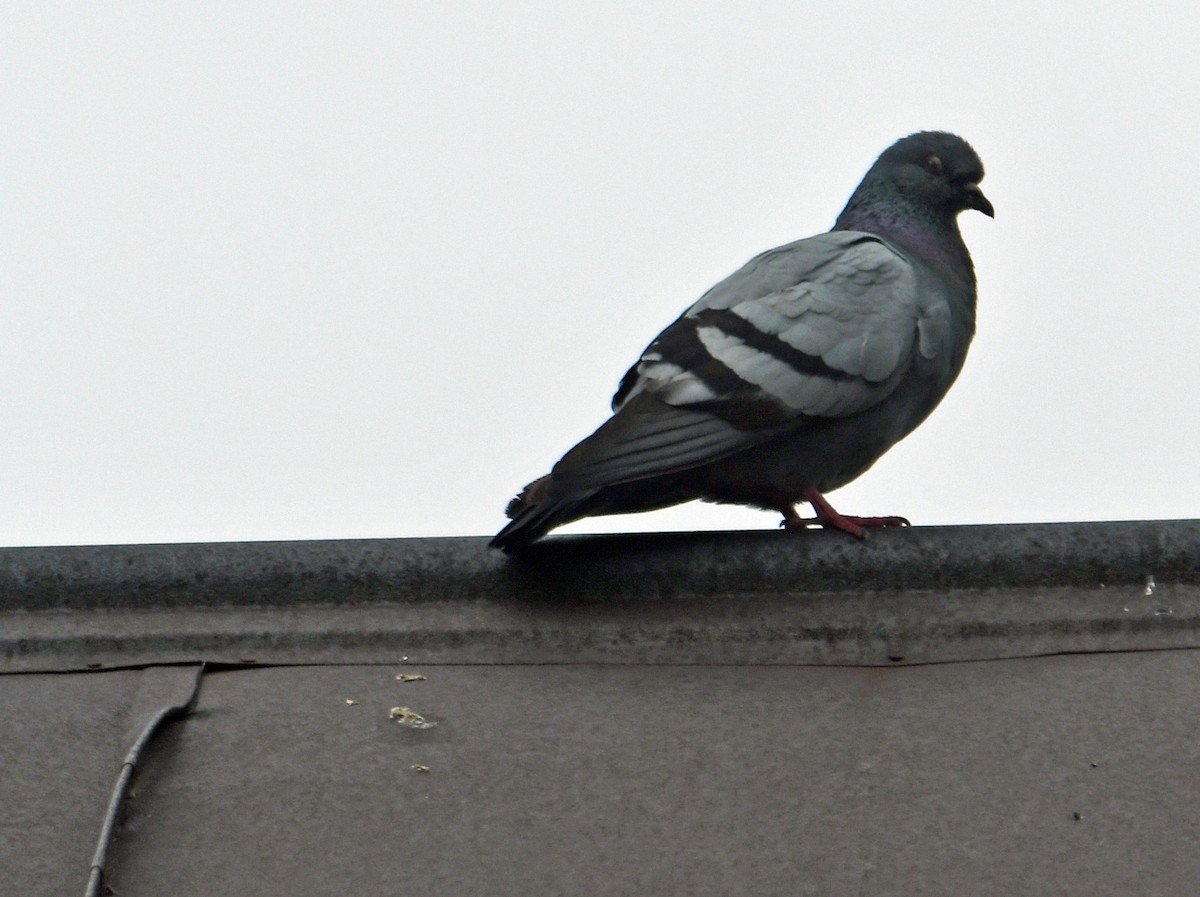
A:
2;521;1197;672
5;521;1200;896
1;519;1196;612
4;580;1199;672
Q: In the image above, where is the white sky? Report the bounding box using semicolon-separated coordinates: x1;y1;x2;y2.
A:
3;3;1197;547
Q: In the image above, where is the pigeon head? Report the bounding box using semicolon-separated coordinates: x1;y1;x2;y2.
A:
836;131;993;232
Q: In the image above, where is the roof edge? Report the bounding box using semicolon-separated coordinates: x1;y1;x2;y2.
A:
0;519;1196;612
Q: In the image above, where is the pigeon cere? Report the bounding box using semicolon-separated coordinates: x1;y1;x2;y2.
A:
492;131;993;552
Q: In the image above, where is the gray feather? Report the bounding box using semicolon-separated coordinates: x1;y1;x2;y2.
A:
492;131;991;552
552;393;766;490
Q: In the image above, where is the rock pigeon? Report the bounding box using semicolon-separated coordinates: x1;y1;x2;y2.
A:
492;131;992;552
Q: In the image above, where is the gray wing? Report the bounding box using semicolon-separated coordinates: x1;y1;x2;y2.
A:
553;231;949;490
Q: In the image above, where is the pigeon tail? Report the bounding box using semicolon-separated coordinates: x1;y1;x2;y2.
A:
489;476;592;553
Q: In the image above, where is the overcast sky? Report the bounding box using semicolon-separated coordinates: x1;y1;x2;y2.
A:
3;3;1197;547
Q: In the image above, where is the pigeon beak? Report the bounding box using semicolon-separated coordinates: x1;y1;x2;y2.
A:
964;182;994;218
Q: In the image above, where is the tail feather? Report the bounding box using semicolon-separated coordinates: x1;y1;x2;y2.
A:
489;476;593;553
490;394;765;551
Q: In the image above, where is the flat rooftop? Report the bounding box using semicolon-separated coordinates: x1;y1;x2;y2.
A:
4;519;1199;896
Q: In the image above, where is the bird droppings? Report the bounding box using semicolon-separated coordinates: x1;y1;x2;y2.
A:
390;706;436;729
1144;575;1156;597
396;674;427;683
411;764;431;773
344;699;359;706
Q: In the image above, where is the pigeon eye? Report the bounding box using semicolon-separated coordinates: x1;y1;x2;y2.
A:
924;155;944;175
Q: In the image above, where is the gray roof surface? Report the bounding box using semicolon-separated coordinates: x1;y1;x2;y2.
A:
3;520;1200;895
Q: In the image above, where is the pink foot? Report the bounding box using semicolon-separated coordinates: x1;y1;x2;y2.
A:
779;489;911;540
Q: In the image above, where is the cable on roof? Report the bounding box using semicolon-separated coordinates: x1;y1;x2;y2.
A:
84;664;205;897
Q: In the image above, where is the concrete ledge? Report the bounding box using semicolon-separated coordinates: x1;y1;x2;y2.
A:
2;520;1198;672
1;519;1197;611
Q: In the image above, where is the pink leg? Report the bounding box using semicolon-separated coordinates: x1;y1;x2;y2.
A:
779;489;911;540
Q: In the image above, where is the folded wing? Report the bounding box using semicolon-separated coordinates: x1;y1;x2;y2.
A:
553;232;930;490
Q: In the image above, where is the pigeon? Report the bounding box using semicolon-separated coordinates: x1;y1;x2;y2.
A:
492;131;992;552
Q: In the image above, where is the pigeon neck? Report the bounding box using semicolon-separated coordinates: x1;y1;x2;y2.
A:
834;193;976;290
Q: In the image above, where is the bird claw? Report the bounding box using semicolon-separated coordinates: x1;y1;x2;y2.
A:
849;515;911;528
780;491;911;540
